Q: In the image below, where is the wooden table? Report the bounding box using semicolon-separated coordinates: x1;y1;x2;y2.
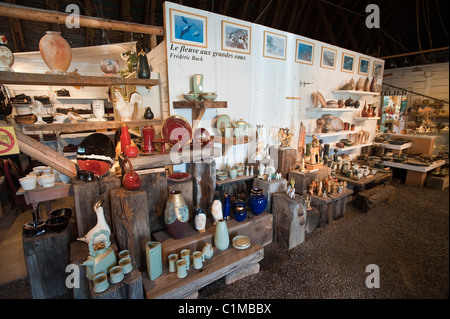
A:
335;170;392;195
382;159;446;187
17;182;74;218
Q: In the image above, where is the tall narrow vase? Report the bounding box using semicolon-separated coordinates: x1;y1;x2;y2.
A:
222;192;231;220
164;190;189;239
214;219;229;251
146;241;162;281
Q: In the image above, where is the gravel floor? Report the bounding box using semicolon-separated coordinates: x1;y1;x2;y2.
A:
198;183;449;299
0;183;448;299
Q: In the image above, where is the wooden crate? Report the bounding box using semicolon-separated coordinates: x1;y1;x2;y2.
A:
426;174;449;190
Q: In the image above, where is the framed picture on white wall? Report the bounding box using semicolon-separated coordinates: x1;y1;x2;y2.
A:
169;8;207;48
295;39;314;65
341;52;355;73
373;61;384;77
320;46;337;70
358;57;370;75
221;21;251;54
263;31;287;60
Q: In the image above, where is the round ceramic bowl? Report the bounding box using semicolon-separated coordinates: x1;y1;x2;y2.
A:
217;172;228;181
183;93;198;101
49;208;72;219
38;174;56;187
46;215;69;233
200;93;217;101
22;219;47;237
19;176;37;190
59;172;71;184
237;169;244;176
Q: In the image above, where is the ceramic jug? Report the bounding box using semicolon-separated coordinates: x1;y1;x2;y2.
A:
193;251;205;270
214;219;229;251
164;190;189;239
249;188;267;216
168;254;178;272
146;241;162;281
122;157;141;191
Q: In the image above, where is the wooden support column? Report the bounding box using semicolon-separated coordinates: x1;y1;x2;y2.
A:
187;160;216;213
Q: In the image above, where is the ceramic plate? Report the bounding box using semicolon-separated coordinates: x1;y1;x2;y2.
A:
215;114;233;133
232;235;251;250
193;128;211;145
77;133;115;178
162;115;193;146
167;172;192;183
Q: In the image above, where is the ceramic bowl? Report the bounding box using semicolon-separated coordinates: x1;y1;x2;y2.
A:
183;93;199;101
46;215;69;233
217;172;228;181
237;169;244;176
38;174;56;187
19;176;37;190
200;93;217;101
22;219;47;237
49;208;72;219
59;172;71;183
32;166;47;175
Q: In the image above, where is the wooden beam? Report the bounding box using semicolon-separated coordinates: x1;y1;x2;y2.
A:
380;46;449;60
221;0;230;15
4;0;26;52
270;0;284;30
287;0;301;32
240;0;250;20
0;2;164;36
314;0;336;45
84;0;95;47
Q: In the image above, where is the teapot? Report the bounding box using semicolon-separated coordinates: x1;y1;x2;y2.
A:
234;119;249;137
82;230;117;280
122;157;141;191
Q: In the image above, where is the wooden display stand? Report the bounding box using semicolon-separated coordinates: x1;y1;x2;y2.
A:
272;192;307;250
426;174;449;190
253;178;287;212
73;174;121;238
288;166;332;194
187;161;216;213
310;188;353;227
22;226;71;299
110;188;150;271
269;146;297;177
335;170;392;195
142;244;264;299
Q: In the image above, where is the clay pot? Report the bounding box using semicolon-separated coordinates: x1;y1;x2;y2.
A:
39;31;72;73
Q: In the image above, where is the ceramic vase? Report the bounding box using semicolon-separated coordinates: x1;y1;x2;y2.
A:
137;49;151;79
142;126;155;153
233;204;247;222
146;241;162;281
361;102;369;117
249;188;267;216
144;106;154;119
370;75;378;92
214;219;229;251
194;206;207;233
120;124;131;154
164;190;189;239
222;192;231;220
0;36;14;71
39;31;72;73
211;199;223;225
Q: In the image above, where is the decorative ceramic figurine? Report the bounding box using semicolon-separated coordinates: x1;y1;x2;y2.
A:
287;179;296;199
194;206;207;233
114;89;143;121
164;190;189;239
121;51;137;73
144;106;154;119
0;35;14;71
77;195;111;246
211;198;223;225
39;31;72;73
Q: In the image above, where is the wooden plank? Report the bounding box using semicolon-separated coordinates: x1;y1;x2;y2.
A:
173;101;228;109
0;71;159;87
0;2;164;35
143;244;264;299
186;161;216;213
139;169;168;233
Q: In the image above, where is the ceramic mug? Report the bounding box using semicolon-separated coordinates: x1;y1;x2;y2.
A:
176;259;189;279
180;249;190;266
92;99;105;120
119;257;133;274
118;250;131;261
109;265;124;284
192;251;205;270
168;254;178;273
93;273;109;293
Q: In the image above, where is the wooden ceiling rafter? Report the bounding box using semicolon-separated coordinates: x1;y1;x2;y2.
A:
240;0;250;20
286;0;302;33
4;0;27;53
313;0;337;45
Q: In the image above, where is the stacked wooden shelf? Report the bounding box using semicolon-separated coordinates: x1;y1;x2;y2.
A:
213;135;254;156
173;100;227;131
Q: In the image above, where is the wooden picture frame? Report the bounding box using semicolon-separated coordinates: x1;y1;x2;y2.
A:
263;31;287;60
373;60;384;77
358;57;370;75
341;52;355;73
295;39;314;65
221;20;251;55
320;46;337;70
169;8;207;48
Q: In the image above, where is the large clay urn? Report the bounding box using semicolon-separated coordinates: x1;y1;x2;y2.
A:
164;190;189;239
39;31;72;73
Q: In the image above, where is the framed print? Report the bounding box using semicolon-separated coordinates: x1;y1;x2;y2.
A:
221;20;251;54
263;31;287;60
373;60;384;77
358;57;370;75
320;46;337;70
169;8;207;48
341;52;355;73
295;39;314;65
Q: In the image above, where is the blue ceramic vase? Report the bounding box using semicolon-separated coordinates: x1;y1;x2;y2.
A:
249;188;267;216
223;192;231;220
233;204;247;222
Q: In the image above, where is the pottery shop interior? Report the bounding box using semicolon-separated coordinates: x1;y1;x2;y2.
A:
0;0;448;303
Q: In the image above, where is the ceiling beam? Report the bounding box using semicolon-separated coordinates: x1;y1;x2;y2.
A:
4;0;26;52
240;0;250;20
313;0;337;45
0;2;164;36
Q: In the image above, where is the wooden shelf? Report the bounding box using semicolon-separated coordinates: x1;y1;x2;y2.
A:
334;142;373;151
173;100;227;131
354;117;380;120
306;130;353;137
18;119;162;133
372;142;413;150
333;90;380;96
216;174;256;186
212;135;254;156
306;107;354;112
0;71;159;87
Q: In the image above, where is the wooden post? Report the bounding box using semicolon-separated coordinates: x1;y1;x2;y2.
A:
187;160;216;213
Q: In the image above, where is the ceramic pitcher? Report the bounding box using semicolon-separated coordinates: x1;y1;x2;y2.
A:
146;241;162;281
